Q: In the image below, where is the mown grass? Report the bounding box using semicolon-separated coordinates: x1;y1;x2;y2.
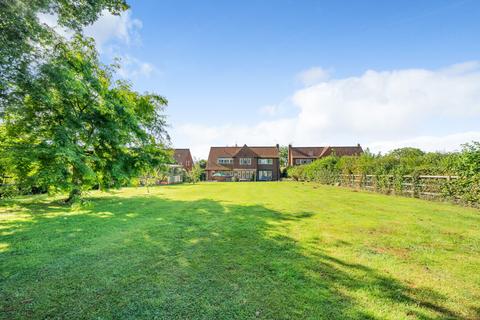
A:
1;182;479;319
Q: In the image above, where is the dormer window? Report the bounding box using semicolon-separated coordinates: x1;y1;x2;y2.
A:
217;158;233;164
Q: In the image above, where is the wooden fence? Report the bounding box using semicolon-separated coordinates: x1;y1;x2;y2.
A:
336;174;459;200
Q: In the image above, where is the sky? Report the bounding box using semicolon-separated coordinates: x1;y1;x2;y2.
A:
44;0;480;159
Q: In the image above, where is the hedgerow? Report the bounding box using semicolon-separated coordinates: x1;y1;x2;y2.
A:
287;143;480;205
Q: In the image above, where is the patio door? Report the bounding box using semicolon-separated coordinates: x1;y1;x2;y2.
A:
237;170;255;180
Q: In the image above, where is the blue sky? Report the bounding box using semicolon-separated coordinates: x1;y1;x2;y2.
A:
61;0;480;158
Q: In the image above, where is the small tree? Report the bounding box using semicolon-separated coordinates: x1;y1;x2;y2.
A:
197;159;207;181
279;146;288;168
186;163;204;184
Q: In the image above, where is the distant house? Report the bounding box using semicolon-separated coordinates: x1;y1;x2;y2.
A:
288;144;363;166
172;149;193;171
206;144;281;181
161;149;193;184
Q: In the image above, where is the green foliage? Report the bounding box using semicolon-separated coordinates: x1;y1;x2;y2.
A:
286;145;480;205
279;145;288;167
2;36;170;200
186;163;204;184
0;0;172;201
446;142;480;204
197;159;207;181
0;0;128;112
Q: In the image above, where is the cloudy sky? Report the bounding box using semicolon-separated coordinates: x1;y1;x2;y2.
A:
42;0;480;159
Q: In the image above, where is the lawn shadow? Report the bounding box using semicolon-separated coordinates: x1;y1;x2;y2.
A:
0;192;471;319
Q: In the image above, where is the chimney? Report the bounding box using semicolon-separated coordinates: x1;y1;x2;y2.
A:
276;144;279;149
288;144;292;149
357;143;361;147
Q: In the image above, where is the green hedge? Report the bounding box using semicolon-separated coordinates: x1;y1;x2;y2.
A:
287;143;480;206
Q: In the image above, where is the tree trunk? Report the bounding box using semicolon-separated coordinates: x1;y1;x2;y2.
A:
65;165;82;203
65;187;82;204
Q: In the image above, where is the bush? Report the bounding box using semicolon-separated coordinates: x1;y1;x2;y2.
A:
285;143;480;206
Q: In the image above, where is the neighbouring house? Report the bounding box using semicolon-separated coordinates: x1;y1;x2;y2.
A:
288;144;363;166
162;149;193;184
206;144;281;181
172;148;194;171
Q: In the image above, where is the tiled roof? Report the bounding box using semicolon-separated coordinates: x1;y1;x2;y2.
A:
291;146;363;158
206;145;279;170
172;149;192;166
290;147;327;158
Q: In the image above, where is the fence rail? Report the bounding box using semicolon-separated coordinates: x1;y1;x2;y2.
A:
335;174;459;200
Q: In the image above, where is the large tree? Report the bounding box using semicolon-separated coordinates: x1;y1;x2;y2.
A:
2;36;170;201
1;0;172;201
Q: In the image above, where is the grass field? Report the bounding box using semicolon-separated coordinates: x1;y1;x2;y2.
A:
1;182;479;319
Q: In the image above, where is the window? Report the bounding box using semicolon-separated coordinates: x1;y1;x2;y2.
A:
258;158;273;165
239;158;251;165
258;170;273;181
217;158;233;164
296;159;312;165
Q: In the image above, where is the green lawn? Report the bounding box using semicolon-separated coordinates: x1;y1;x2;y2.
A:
1;182;479;319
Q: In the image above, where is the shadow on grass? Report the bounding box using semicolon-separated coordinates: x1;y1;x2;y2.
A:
0;193;469;319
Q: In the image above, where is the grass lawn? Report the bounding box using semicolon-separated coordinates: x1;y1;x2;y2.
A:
1;182;479;319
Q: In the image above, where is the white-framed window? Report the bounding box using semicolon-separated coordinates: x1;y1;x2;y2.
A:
296;159;312;165
258;158;273;165
258;170;273;181
239;158;252;165
217;158;233;164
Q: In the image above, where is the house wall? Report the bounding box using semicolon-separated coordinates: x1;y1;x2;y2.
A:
184;152;194;171
288;145;293;166
233;157;257;170
257;158;280;181
207;160;280;181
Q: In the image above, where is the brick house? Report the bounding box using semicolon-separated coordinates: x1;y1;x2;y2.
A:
172;149;193;171
206;144;280;181
288;144;363;166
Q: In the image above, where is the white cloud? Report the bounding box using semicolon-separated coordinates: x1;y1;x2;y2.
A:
296;67;330;86
258;104;280;116
367;131;480;154
116;55;155;79
37;10;155;80
38;10;143;47
173;62;480;159
83;10;142;49
37;12;73;39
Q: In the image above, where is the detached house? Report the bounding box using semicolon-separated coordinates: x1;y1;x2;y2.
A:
172;149;193;171
206;144;280;181
161;149;193;184
288;144;363;166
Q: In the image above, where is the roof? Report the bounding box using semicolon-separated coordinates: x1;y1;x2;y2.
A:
206;145;279;170
172;149;192;166
290;145;363;159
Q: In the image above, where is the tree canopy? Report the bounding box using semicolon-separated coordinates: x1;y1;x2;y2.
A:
0;0;171;201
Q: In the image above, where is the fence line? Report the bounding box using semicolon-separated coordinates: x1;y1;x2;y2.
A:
334;174;459;200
